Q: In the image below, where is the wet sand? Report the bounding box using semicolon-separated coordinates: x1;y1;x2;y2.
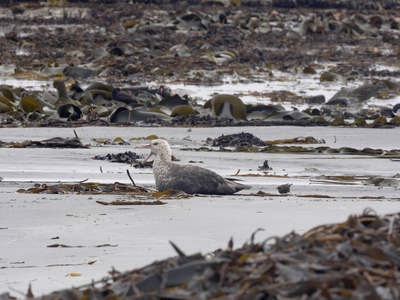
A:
1;126;399;296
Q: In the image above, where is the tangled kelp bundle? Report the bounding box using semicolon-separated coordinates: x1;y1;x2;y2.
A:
29;209;400;299
208;132;267;147
16;181;193;200
16;181;149;195
208;133;326;148
93;151;144;164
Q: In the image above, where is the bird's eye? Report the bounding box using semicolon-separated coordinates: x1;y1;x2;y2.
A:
153;142;158;145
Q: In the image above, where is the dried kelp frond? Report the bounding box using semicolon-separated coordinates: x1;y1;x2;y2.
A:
16;183;192;201
17;182;150;195
91;137;131;146
36;210;400;300
266;136;326;145
150;189;191;199
0;137;88;148
96;200;166;206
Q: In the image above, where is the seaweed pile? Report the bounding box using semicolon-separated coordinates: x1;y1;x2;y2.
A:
93;151;143;164
208;132;267;147
0;80;399;128
28;209;400;299
16;181;149;195
0;1;400;127
1;0;400;83
207;133;326;148
93;150;155;168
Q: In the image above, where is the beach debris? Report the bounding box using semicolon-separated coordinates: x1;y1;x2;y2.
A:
258;160;272;171
0;76;399;127
210;94;247;121
93;151;143;164
47;244;117;248
15;181;193;200
0;2;399;128
34;209;400;300
95;200;166;205
310;175;400;188
150;189;191;199
91;137;130;146
266;136;325;145
16;182;150;195
65;273;82;277
0;137;88;148
277;183;292;194
363;177;400;188
182;144;400;158
208;132;266;147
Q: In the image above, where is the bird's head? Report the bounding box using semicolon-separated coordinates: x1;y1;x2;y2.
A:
136;139;172;163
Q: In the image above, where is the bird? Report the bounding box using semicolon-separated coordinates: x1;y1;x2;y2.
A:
258;160;272;171
136;139;251;195
277;183;292;194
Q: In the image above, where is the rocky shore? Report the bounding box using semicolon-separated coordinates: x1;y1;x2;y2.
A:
0;0;399;127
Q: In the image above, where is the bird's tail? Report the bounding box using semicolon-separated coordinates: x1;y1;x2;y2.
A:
226;178;251;192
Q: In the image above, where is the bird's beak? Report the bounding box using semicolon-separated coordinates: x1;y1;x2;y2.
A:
135;143;152;163
135;143;151;149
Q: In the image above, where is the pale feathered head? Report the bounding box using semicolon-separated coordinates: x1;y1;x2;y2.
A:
136;139;172;162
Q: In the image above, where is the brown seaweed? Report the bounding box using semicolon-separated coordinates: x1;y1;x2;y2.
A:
0;137;88;148
1;2;400;128
16;182;194;200
208;132;266;147
92;151;143;164
182;144;400;158
32;209;400;300
16;182;150;195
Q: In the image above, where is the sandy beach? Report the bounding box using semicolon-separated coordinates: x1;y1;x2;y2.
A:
1;125;399;297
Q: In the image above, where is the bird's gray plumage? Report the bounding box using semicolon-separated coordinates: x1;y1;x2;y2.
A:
137;139;250;195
